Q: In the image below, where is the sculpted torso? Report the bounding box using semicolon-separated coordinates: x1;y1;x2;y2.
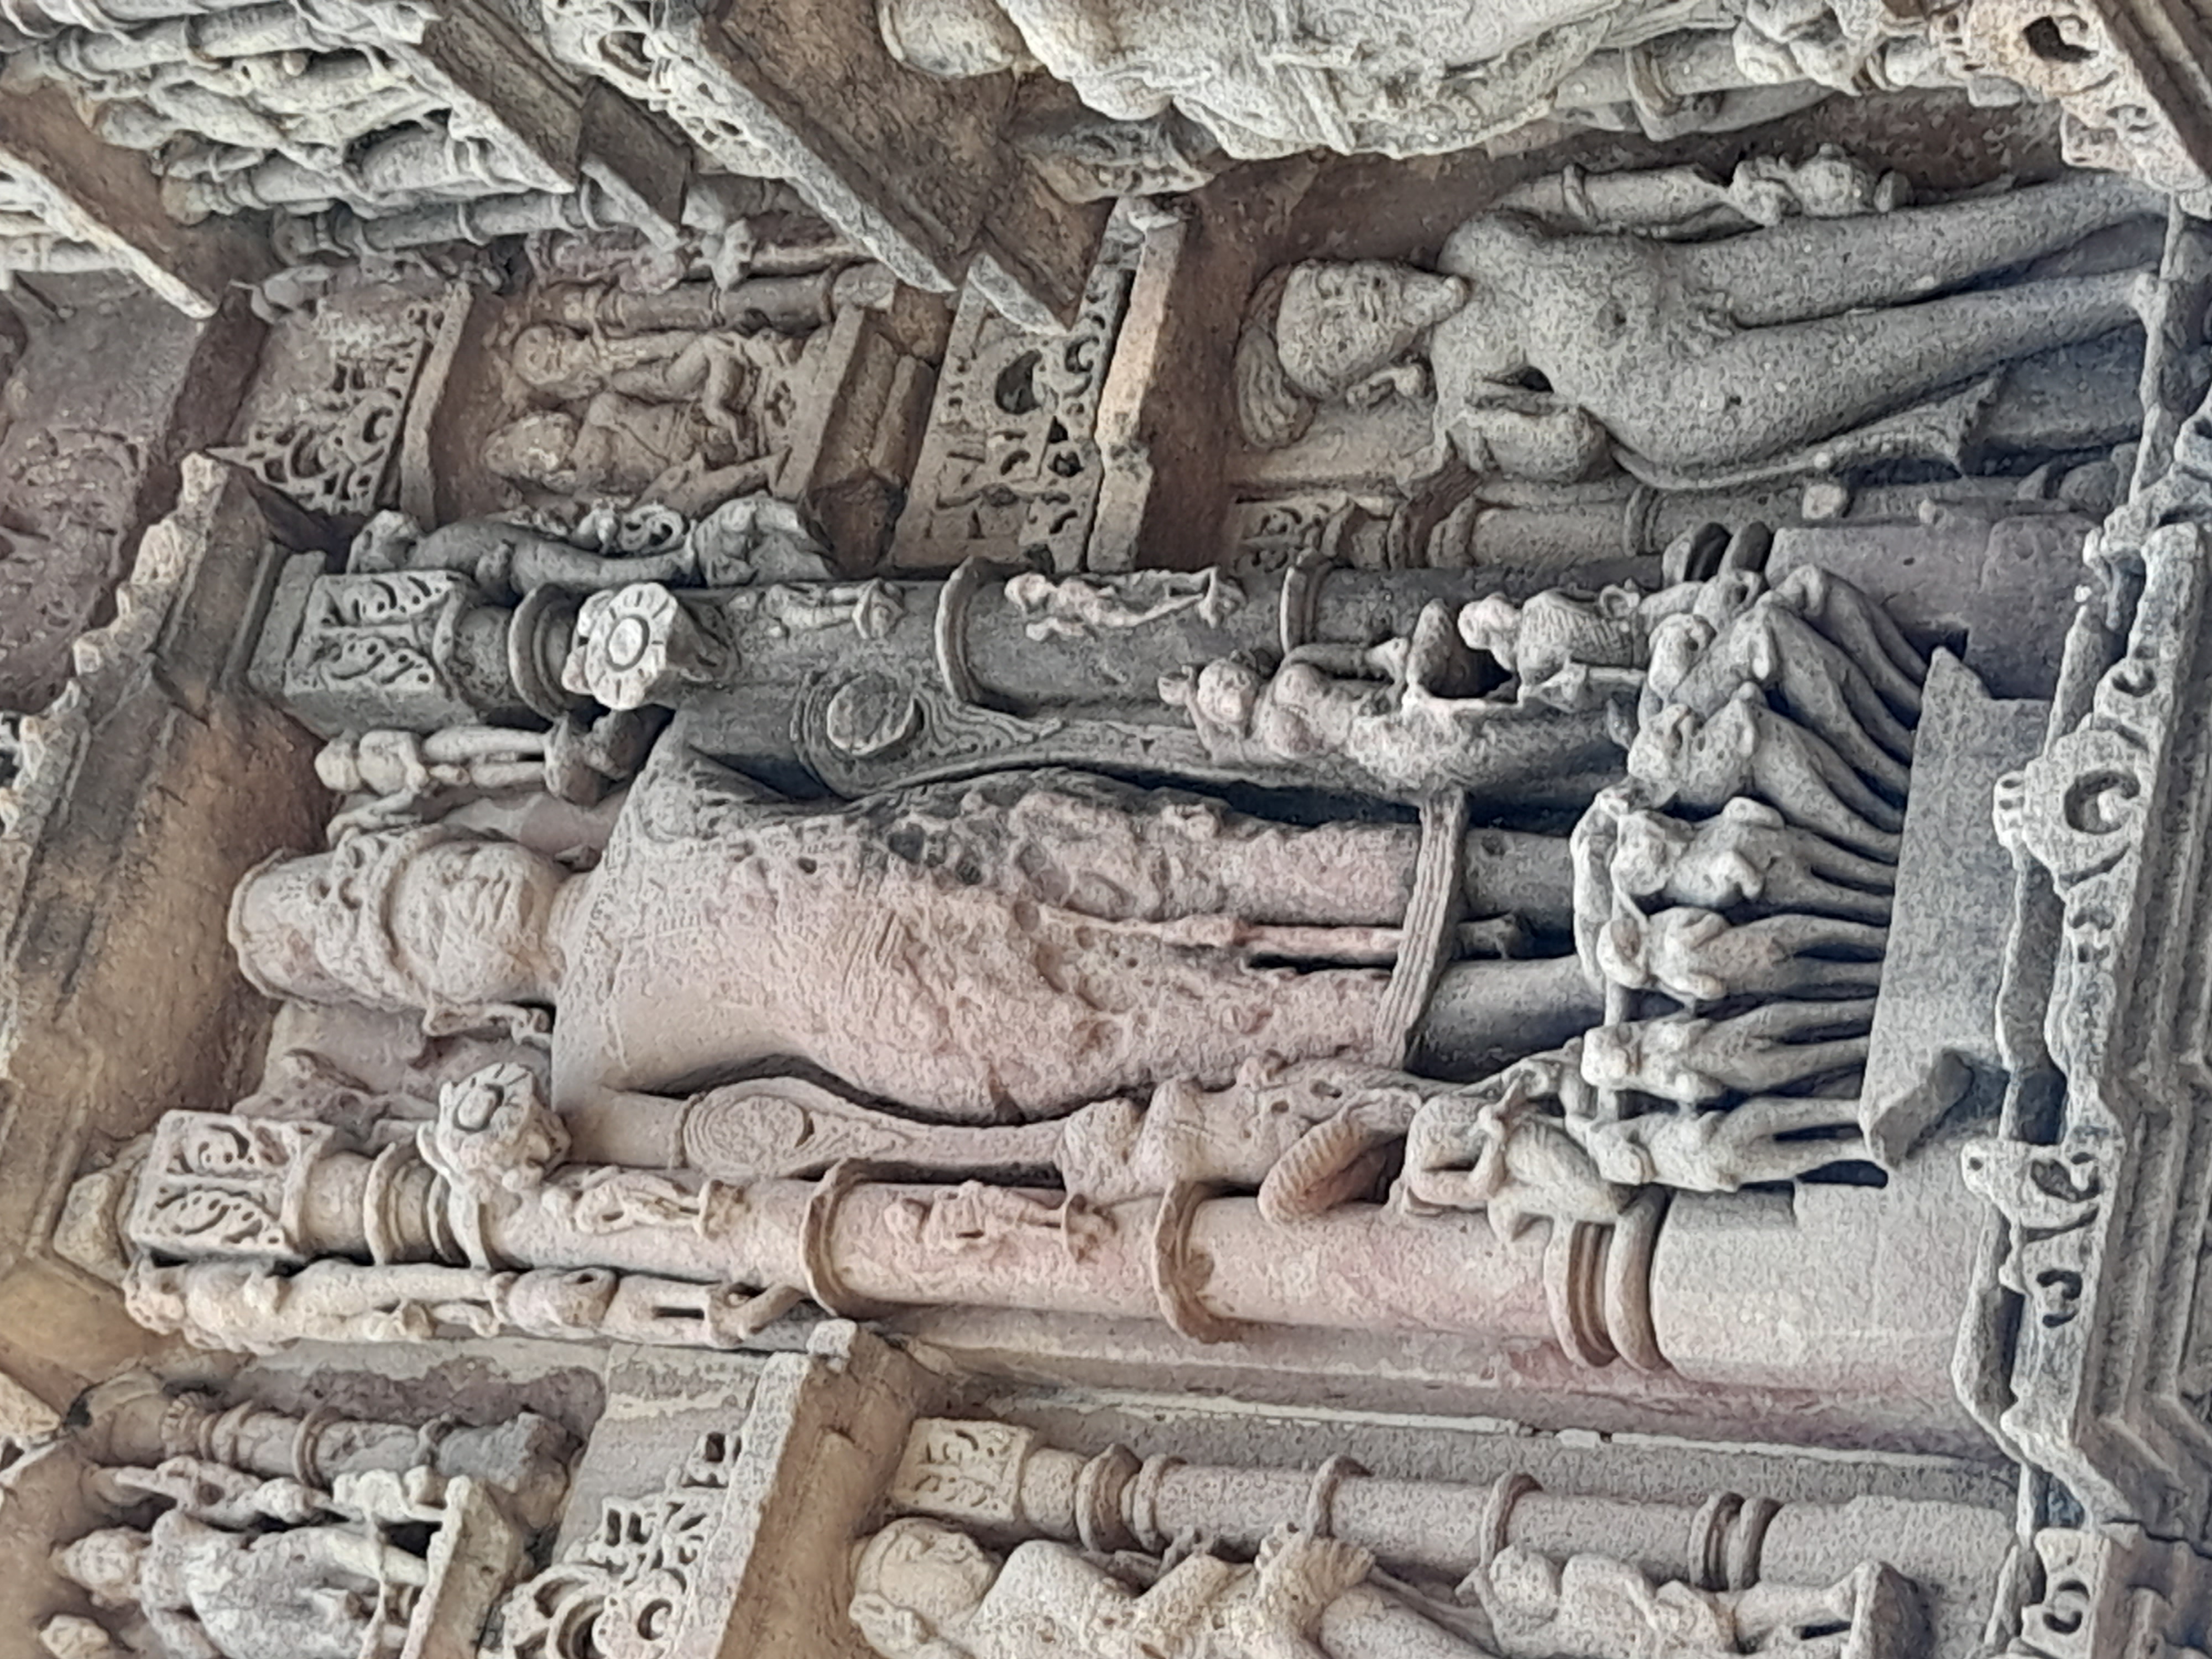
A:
550;750;1396;1120
1432;217;1733;472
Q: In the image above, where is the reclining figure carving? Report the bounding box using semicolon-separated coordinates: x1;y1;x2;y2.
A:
1237;167;2156;484
228;746;1604;1125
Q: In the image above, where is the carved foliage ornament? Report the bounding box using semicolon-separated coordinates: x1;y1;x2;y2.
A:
127;1114;341;1267
216;289;465;517
495;1429;745;1659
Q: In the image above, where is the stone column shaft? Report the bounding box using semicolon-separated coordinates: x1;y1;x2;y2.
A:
887;1417;1994;1592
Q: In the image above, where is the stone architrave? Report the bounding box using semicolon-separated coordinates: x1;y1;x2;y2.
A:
5;1;665;226
881;1416;2013;1595
535;0;1109;328
0;82;264;316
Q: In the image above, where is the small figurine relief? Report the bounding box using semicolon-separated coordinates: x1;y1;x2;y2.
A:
1004;568;1244;640
1236;161;2156;488
849;1517;1460;1659
315;717;649;838
1401;1032;1869;1223
486;305;810;518
1597;795;1897;925
1160;599;1623;802
1472;1547;1921;1659
51;1452;525;1659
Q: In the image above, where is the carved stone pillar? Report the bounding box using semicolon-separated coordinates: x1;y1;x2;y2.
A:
881;1416;2012;1594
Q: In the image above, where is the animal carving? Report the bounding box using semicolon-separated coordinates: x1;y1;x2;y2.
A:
1610;797;1894;922
1580;1000;1876;1103
1598;906;1887;1004
1629;688;1903;858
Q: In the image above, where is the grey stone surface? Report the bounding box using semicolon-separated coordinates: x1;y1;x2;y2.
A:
1860;650;2049;1165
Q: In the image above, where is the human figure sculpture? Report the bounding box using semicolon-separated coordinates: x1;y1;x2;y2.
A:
507;319;797;441
1235;170;2156;482
54;1507;430;1659
349;508;700;602
1397;1049;1637;1233
483;340;789;516
312;724;620;838
1580;1001;1875;1103
1629;690;1904;859
1472;1545;1919;1659
1458;573;1760;712
1572;1092;1871;1190
36;42;440;196
123;1258;505;1353
848;1516;1487;1659
1596;905;1888;1004
1764;565;1929;716
1005;568;1243;639
493;314;809;515
1160;603;1620;800
229;738;1602;1123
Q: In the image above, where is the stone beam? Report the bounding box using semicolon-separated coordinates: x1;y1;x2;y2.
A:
0;82;266;316
538;0;1109;328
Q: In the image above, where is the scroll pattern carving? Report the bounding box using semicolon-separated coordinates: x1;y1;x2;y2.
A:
279;569;478;726
1969;228;2212;1529
892;215;1140;571
216;289;463;516
494;1428;745;1659
126;1114;338;1267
